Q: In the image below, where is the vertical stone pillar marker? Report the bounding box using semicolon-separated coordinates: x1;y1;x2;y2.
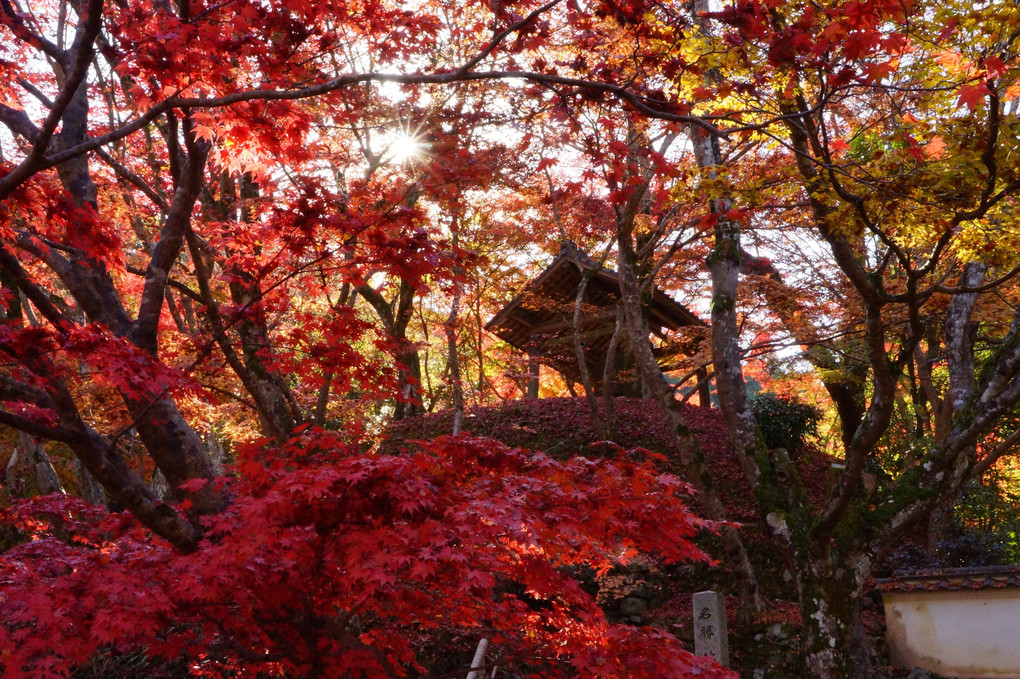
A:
693;590;729;666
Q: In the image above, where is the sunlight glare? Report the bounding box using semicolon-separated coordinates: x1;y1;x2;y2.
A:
389;132;422;165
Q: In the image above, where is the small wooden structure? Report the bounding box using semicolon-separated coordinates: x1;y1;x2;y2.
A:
485;243;708;399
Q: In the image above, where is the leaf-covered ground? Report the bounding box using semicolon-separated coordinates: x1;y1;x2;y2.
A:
383;397;836;528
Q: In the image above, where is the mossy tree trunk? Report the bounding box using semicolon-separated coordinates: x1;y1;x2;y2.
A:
610;119;763;615
796;550;874;678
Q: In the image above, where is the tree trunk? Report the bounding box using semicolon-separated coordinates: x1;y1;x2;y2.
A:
224;174;300;440
74;457;107;507
927;261;988;556
445;286;465;435
796;552;874;679
926;496;957;561
526;345;540;399
228;275;299;438
359;280;424;420
123;395;225;519
70;422;202;552
600;313;622;441
615;230;763;615
394;340;425;420
681;38;771;616
5;432;64;498
572;267;611;440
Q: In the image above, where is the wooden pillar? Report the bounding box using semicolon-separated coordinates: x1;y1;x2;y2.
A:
526;343;540;399
697;367;712;407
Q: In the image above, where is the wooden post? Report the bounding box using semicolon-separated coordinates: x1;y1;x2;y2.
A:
526;343;539;399
696;367;711;407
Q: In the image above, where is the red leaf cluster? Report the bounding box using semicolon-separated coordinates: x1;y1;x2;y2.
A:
0;433;735;679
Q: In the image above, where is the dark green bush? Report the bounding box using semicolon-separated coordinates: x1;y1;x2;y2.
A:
751;392;821;452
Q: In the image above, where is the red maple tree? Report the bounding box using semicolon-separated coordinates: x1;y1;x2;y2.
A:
6;0;1020;677
1;434;732;678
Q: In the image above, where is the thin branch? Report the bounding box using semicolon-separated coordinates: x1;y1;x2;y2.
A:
124;264;202;301
0;408;75;441
0;0;104;197
95;146;171;212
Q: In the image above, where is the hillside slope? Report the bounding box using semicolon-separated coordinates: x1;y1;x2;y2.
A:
382;397;835;529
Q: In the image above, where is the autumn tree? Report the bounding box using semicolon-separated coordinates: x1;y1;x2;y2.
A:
0;0;550;543
0;0;741;676
6;0;1020;676
585;0;1020;675
525;105;767;612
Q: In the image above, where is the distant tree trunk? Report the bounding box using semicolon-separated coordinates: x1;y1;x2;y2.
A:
600;313;623;441
474;296;488;398
314;281;356;427
74;457;107;507
5;432;64;498
446;287;465;435
615;203;763;616
234;176;300;435
313;372;335;427
228;272;301;436
572;265;611;441
394;339;425;420
150;468;172;503
190;172;300;441
445;226;465;434
205;428;227;475
163;287;193;335
360;279;424;420
695;367;711;408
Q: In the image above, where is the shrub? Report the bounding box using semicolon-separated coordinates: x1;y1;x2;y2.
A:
750;393;821;452
0;431;735;679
